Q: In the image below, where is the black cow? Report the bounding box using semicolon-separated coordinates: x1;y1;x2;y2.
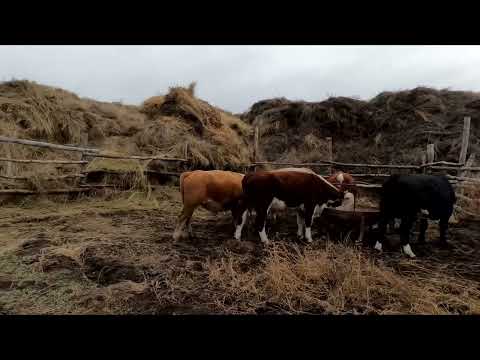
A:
375;174;456;258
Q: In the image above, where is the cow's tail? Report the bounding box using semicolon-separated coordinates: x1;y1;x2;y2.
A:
179;171;192;204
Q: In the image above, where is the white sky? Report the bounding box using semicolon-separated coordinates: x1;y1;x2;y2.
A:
1;45;480;113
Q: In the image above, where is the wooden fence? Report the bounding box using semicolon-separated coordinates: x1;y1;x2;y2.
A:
0;135;187;195
0;116;478;207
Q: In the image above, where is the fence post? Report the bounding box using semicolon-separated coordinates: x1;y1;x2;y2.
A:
326;137;333;175
427;143;435;163
253;126;259;172
421;152;427;174
459;116;471;165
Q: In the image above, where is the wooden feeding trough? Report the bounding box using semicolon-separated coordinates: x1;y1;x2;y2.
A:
320;207;381;244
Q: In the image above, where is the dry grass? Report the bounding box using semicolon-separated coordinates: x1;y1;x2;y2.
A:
456;182;480;220
207;242;480;314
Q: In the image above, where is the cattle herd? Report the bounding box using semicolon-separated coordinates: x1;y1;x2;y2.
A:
173;168;457;259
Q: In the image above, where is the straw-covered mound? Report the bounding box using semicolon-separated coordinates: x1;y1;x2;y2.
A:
242;87;480;166
0;80;252;192
136;84;251;170
0;80;146;191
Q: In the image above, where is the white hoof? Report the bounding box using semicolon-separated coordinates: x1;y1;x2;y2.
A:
374;241;383;252
402;244;416;258
305;228;313;243
234;230;241;241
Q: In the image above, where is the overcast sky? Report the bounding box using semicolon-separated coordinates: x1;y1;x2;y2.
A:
1;45;480;113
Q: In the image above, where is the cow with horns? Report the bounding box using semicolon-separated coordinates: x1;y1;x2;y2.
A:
242;170;348;244
172;170;249;242
375;174;456;258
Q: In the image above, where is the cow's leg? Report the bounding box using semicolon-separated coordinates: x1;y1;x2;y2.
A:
253;203;270;245
187;217;193;237
234;209;248;241
417;218;428;243
438;216;450;248
400;215;416;258
303;203;315;243
173;206;194;241
296;210;305;238
375;215;389;252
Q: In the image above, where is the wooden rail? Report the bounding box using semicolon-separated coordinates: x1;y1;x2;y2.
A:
0;136;99;153
0;157;89;165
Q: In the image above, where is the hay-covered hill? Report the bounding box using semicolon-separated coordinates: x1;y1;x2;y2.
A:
0;80;252;190
241;87;480;166
1;80;480;188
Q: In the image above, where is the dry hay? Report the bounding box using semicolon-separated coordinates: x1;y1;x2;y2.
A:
207;242;480;314
0;80;146;191
85;155;150;192
243;86;480;165
135;85;251;170
158;85;222;134
141;95;166;118
455;182;480;221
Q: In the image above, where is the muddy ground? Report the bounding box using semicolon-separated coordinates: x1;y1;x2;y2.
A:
0;186;479;315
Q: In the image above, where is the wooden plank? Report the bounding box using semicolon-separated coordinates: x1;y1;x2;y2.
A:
82;153;186;162
419;161;463;168
0;174;85;181
0;188;95;195
251;161;420;170
431;166;480;172
348;173;391;178
82;169;181;177
446;174;480;183
0;157;88;165
0;135;99;153
459;116;471;165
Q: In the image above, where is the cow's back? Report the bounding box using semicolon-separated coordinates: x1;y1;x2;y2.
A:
182;170;244;206
382;174;455;218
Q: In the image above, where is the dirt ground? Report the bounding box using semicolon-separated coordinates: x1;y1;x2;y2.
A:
1;186;479;315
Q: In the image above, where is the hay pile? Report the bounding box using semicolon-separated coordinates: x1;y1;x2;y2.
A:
0;80;146;190
242;87;480;166
0;80;252;192
135;84;251;170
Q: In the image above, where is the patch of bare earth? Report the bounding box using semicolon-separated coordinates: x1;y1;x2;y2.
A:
0;186;479;314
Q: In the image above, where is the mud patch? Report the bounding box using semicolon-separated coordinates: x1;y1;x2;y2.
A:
15;234;52;256
34;251;81;274
79;244;145;285
0;275;14;291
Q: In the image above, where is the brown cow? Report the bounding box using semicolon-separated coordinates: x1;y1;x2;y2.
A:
173;170;248;242
268;167;318;220
269;168;356;221
327;171;355;187
242;170;345;244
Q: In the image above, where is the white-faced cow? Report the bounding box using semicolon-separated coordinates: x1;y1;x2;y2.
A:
375;174;456;258
242;170;345;244
326;171;355;187
173;170;248;242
